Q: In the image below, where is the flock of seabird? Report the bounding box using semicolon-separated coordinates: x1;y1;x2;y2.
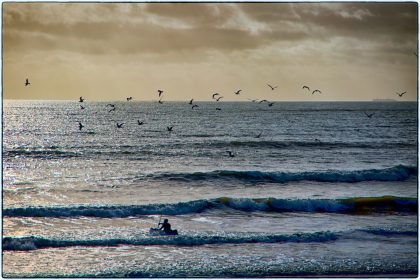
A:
24;78;409;157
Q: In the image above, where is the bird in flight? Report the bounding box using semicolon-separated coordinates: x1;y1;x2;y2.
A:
364;112;374;118
138;120;145;125
302;86;310;91
80;105;85;110
192;104;199;109
396;91;406;97
25;78;30;86
212;93;220;99
267;84;278;90
312;90;321;94
189;99;194;105
116;122;124;128
79;96;84;102
216;96;223;101
234;90;242;95
158;99;164;104
77;122;84;131
167;126;173;132
158;90;163;97
226;151;235;157
127;97;133;101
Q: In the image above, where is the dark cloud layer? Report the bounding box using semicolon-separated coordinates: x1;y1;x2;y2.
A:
4;3;417;56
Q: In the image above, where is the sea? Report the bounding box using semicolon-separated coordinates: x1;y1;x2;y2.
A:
2;100;418;277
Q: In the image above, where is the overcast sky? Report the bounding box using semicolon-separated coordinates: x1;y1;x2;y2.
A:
3;2;418;101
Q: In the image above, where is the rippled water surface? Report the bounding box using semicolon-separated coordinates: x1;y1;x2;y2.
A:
3;101;418;277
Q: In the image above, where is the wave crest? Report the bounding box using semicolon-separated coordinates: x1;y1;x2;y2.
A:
4;196;416;218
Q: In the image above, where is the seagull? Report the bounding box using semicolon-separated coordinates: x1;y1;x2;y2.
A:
234;90;242;95
312;90;321;94
108;107;116;113
24;78;30;86
137;120;145;125
77;122;84;130
192;104;199;109
396;91;406;97
216;108;222;111
226;151;235;157
255;132;262;138
212;93;220;99
79;96;84;102
80;105;85;110
127;97;133;101
158;99;163;104
216;96;223;101
267;84;278;90
302;86;310;91
167;126;173;131
158;90;163;97
116;122;124;128
189;99;194;105
364;112;374;118
268;102;274;107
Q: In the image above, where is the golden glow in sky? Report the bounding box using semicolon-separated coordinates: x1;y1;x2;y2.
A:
3;3;418;101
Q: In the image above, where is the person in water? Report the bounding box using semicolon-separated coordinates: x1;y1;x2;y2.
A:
159;219;172;233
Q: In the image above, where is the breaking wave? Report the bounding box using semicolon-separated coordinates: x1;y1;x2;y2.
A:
2;231;338;251
3;196;416;218
149;165;417;183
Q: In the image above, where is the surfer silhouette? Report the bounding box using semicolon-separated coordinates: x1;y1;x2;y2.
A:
159;219;172;233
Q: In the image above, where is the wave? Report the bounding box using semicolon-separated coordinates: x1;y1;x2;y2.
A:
4;149;81;159
150;165;417;183
204;140;417;150
2;231;338;251
4;196;416;218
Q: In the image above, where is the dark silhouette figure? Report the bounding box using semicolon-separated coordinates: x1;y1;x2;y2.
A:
267;84;278;90
79;96;84;102
216;108;222;111
255;132;262;138
396;91;406;97
25;79;30;86
138;120;145;125
80;105;85;110
159;219;172;233
158;99;163;104
364;112;374;118
127;97;133;101
312;90;321;94
106;104;115;108
268;102;274;107
212;93;220;99
158;90;163;97
108;107;116;113
158;218;178;235
116;122;124;128
77;122;84;131
167;126;173;131
302;86;310;91
192;104;199;109
216;96;223;101
234;90;242;95
189;99;194;105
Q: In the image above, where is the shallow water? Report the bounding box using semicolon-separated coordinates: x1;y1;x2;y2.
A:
3;100;418;277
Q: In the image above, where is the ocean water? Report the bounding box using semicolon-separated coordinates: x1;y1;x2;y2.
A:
2;100;418;277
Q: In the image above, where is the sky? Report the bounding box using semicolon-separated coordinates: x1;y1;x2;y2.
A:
3;2;418;101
